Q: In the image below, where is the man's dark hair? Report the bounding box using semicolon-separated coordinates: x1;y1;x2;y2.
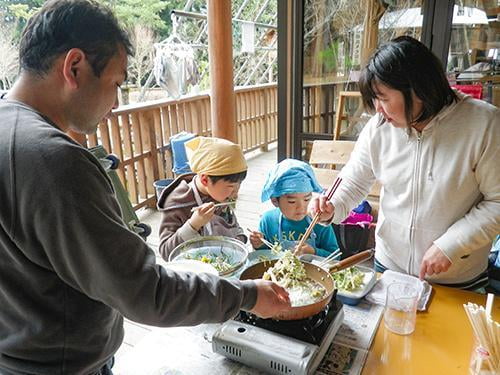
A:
19;0;132;77
359;36;457;127
208;171;247;184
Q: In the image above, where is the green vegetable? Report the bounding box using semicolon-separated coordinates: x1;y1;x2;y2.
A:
331;266;365;292
263;250;307;288
263;251;326;305
257;254;271;263
184;251;232;273
270;241;283;255
220;199;236;211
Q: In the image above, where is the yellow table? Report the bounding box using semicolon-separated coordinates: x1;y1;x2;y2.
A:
362;286;500;374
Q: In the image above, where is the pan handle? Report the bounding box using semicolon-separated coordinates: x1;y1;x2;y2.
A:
326;249;375;273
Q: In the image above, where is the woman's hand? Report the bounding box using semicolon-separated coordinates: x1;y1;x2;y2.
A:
189;202;215;231
419;244;452;279
249;230;265;249
309;195;335;222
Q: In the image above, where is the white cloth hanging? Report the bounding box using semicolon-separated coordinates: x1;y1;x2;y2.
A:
241;21;255;54
153;35;199;98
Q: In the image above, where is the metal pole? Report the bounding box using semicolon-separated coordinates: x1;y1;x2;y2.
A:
171;9;277;30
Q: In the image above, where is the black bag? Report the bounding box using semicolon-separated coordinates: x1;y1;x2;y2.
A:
333;223;371;259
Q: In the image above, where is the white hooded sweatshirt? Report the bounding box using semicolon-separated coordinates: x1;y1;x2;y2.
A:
331;93;499;284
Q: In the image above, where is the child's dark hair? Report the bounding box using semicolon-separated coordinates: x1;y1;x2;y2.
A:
359;36;457;128
208;171;247;184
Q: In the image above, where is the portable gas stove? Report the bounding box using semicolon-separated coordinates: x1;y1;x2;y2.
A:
212;296;344;375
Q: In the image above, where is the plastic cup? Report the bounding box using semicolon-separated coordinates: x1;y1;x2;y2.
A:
469;334;495;374
384;282;419;335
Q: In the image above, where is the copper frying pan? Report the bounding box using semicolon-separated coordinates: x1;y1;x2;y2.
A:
240;249;374;320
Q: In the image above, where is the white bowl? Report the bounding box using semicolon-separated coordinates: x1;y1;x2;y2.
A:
169;236;248;277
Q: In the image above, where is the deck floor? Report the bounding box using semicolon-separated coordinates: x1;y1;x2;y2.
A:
114;145;278;365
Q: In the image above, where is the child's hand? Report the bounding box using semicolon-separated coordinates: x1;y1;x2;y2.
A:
189;202;215;231
249;230;265;249
294;243;315;256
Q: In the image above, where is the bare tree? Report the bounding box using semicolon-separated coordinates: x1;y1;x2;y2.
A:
128;24;156;90
0;24;19;90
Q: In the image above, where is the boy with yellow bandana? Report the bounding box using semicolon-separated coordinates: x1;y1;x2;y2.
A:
157;137;248;260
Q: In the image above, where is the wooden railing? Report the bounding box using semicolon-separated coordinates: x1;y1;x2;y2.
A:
302;79;359;137
85;84;278;210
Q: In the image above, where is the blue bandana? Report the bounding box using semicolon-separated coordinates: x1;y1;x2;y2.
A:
261;159;324;202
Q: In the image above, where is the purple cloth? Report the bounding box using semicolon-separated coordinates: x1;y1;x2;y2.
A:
341;212;373;227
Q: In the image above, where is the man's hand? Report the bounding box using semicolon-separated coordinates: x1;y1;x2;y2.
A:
189;202;215;231
249;230;264;249
250;280;291;319
294;243;315;256
308;195;335;222
419;244;452;280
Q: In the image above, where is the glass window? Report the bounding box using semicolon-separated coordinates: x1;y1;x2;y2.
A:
300;0;423;158
447;1;499;106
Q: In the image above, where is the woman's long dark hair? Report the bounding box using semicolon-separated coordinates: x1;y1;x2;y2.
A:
359;36;457;128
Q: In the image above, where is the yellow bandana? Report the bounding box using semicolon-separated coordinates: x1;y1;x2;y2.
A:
185;137;247;176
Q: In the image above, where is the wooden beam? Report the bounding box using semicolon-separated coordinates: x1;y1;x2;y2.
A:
207;0;236;142
361;0;387;67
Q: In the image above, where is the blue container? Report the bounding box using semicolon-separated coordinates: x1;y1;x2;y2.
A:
170;132;196;175
153;178;174;201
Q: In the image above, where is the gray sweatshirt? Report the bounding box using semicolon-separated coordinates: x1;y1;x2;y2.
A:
0;100;257;375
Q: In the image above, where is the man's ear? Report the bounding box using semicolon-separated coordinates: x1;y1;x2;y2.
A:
199;174;209;186
271;197;279;207
61;48;87;89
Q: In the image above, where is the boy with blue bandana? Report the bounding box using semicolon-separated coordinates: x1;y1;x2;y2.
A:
249;159;339;257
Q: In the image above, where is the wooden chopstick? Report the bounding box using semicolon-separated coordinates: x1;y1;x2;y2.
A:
463;301;499;371
246;228;275;249
293;177;342;256
318;249;342;267
190;201;235;212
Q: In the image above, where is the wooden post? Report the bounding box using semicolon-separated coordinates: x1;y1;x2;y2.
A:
361;0;387;66
207;0;237;142
261;89;269;152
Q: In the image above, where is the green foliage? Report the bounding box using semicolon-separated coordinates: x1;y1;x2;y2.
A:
1;0;172;35
7;3;32;19
1;0;42;19
318;39;355;73
102;0;168;32
1;0;43;37
318;40;339;72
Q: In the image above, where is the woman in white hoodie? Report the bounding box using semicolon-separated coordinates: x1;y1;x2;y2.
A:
312;36;499;290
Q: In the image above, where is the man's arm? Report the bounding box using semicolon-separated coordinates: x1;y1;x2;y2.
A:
20;141;258;326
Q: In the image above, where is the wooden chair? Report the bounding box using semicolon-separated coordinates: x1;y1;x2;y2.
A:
334;91;362;140
309;140;381;217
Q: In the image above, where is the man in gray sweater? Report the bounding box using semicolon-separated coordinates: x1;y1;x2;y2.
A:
0;1;291;374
